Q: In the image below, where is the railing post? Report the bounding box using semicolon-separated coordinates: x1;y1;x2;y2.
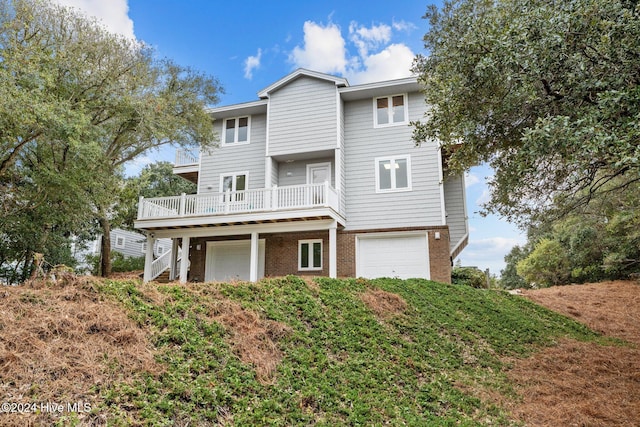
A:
272;185;278;211
137;196;144;219
179;193;186;216
324;181;330;207
225;190;231;214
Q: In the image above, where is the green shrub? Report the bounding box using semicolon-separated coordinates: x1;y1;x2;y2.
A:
87;251;145;275
451;266;487;288
517;239;570;287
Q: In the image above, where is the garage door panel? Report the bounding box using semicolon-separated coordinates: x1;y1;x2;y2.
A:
205;240;265;282
358;234;429;279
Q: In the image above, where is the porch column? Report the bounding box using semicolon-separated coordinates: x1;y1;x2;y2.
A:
143;234;156;283
169;238;179;281
329;223;337;278
179;236;190;284
249;231;259;282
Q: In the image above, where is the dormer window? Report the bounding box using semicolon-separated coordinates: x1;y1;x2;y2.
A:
374;94;407;127
223;116;250;145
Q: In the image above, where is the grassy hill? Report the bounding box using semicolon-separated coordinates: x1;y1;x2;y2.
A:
0;276;604;426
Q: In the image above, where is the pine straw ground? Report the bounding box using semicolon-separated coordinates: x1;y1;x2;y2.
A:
507;280;640;427
0;276;638;425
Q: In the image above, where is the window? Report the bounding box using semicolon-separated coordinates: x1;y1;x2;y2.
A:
375;155;411;192
141;242;147;253
114;235;125;249
374;94;407;127
157;246;164;255
299;240;322;271
220;172;248;201
223;116;250;144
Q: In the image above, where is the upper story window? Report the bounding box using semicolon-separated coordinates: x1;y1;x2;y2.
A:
220;172;248;201
375;155;412;192
223;116;250;145
374;94;408;127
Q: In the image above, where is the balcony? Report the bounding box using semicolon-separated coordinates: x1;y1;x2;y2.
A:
173;149;199;183
135;182;341;230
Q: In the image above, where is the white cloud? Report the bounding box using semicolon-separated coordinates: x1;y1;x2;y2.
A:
124;154;154;177
458;236;526;274
244;49;262;80
289;19;415;84
346;43;414;84
51;0;135;39
392;19;418;33
464;171;480;188
289;21;348;74
475;188;491;206
349;22;391;57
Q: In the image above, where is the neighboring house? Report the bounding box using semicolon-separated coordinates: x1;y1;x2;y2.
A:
73;228;170;273
134;69;468;284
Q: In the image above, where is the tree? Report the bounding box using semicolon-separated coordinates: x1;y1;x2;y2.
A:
516;239;570;287
0;0;222;279
116;161;197;230
499;245;529;289
413;0;640;225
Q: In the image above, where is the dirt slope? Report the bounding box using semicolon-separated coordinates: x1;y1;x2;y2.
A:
509;280;640;426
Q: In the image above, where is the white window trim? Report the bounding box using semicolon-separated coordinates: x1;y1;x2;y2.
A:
374;155;412;193
298;239;323;271
219;171;249;193
114;235;126;249
306;162;332;184
141;242;147;253
373;93;408;128
222;115;251;146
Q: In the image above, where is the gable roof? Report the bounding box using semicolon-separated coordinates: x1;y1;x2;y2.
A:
257;68;349;98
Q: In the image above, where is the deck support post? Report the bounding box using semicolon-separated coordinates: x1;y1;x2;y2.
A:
143;234;156;283
179;236;190;284
329;222;337;278
249;232;259;282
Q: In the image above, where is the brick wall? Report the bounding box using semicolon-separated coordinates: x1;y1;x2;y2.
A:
185;225;452;283
427;227;452;283
264;230;329;277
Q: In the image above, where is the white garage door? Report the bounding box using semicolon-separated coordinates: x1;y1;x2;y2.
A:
357;233;429;279
205;240;265;282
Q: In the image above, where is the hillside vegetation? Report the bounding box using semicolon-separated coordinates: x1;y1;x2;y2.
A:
0;276;606;425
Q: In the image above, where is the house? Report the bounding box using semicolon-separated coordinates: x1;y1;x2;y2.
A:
134;69;468;284
73;228;170;273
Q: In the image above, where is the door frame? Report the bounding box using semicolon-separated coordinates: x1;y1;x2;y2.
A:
306;162;332;185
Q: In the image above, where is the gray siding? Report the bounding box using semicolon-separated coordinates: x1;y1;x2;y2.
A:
110;229;171;258
443;173;468;251
276;157;335;187
270;157;279;187
338;98;346;216
343;92;443;230
199;113;267;193
268;76;338;156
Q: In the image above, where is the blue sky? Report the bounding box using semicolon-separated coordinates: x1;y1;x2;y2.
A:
53;0;526;275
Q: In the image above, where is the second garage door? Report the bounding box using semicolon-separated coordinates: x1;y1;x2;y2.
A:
357;233;430;279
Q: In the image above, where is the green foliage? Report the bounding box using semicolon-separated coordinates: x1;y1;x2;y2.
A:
452;266;488;288
117;161;197;229
95;277;602;425
86;252;145;275
517;239;570;287
0;0;222;281
413;0;640;224
499;245;530;289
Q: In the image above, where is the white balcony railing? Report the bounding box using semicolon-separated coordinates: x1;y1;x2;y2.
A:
175;149;199;166
137;182;339;221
